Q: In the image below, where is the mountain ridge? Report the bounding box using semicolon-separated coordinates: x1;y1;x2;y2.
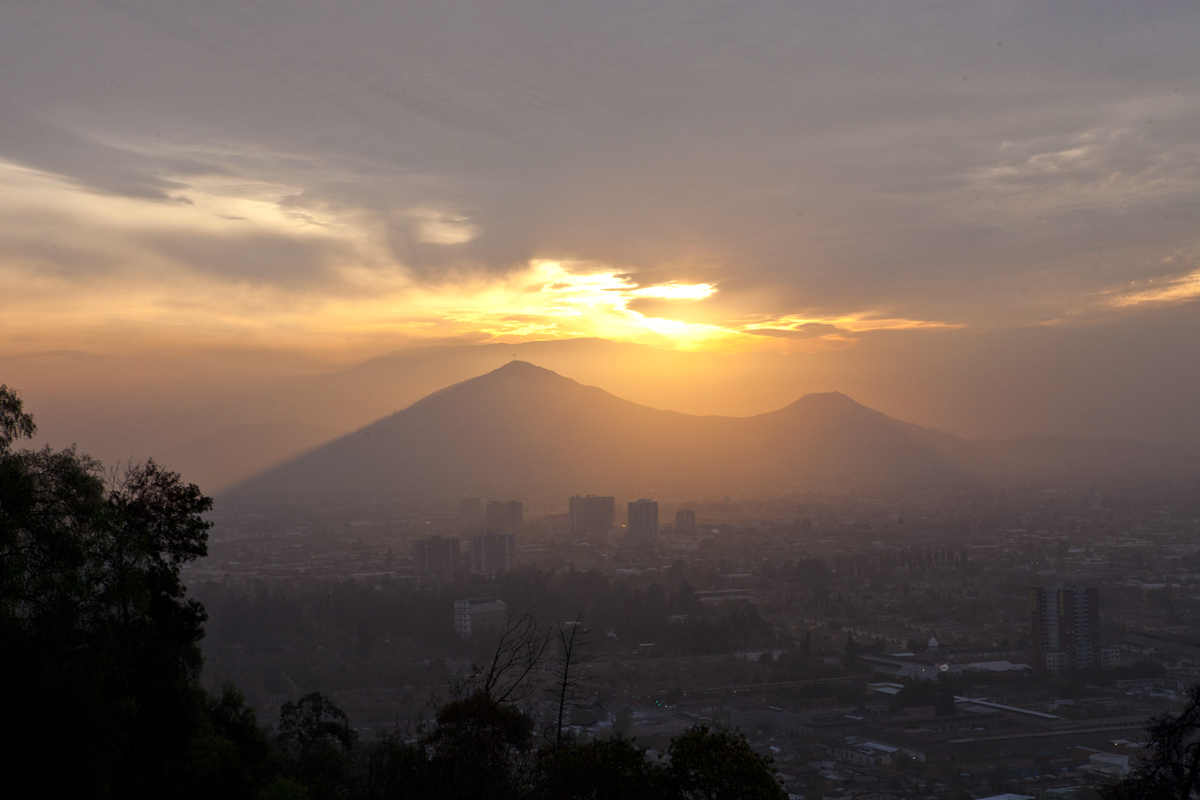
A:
222;361;1190;506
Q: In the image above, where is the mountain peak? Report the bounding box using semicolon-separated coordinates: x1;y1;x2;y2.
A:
471;359;572;387
221;359;1185;507
225;363;972;503
470;359;581;390
494;359;555;374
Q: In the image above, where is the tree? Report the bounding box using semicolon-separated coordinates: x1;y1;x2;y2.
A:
532;738;671;800
548;618;595;744
1103;682;1200;800
474;608;552;705
423;690;536;800
669;725;787;800
275;692;359;800
279;692;359;752
0;384;35;451
419;609;549;800
358;731;432;800
184;684;273;800
0;388;215;797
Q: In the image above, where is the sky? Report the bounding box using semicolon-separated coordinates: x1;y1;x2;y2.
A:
3;1;1200;458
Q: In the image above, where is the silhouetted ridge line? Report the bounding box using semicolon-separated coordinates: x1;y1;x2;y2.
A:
222;363;1186;504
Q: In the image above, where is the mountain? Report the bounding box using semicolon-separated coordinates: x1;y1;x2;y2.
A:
15;332;1200;492
157;420;342;495
223;362;1189;507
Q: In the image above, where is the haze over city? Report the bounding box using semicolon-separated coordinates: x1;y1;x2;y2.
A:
3;3;1200;799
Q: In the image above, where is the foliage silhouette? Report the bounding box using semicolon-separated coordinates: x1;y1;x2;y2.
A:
1103;682;1200;800
1;387;214;797
669;725;787;800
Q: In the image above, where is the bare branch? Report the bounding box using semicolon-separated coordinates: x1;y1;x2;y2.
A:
472;606;551;707
547;615;597;745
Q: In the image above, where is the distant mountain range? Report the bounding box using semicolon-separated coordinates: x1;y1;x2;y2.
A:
223;361;1189;506
158;420;342;494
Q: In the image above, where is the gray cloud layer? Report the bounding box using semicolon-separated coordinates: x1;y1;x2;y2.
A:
2;0;1199;321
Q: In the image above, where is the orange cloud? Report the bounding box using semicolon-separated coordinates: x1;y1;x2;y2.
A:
0;159;962;357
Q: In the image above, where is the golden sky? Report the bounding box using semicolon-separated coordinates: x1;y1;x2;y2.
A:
2;152;1196;361
0;157;968;356
2;1;1200;458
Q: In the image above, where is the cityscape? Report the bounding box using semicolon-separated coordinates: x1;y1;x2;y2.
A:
4;2;1200;798
186;476;1200;798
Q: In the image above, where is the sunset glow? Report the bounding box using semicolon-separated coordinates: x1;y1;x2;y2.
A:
1;0;1198;458
0;161;959;355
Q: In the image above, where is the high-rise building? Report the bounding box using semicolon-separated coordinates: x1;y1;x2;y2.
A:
470;532;515;574
674;509;696;536
411;535;460;578
570;495;615;535
627;499;659;546
486;500;524;534
454;597;508;637
1031;585;1100;671
459;497;486;534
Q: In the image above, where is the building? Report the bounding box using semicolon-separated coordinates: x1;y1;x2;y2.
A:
1118;631;1200;662
674;509;696;535
411;535;460;578
859;652;962;680
1100;645;1121;669
627;499;659;546
569;495;615;535
459;497;486;534
454;597;508;637
486;500;523;534
726;701;811;738
1031;585;1101;671
470;532;515;574
1087;752;1131;776
833;740;898;767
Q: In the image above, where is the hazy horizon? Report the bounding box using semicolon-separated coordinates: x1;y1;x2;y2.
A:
5;339;1194;496
6;328;1200;488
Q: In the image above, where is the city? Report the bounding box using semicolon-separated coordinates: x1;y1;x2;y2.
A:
5;3;1200;798
187;480;1200;798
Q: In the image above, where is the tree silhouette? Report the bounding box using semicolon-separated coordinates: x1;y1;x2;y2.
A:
548;617;595;744
0;384;35;450
1103;682;1200;800
1;387;214;798
669;725;786;800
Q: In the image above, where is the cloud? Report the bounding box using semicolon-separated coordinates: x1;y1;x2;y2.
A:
2;0;1200;356
0;106;188;200
1109;267;1200;309
744;323;845;340
410;209;480;245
